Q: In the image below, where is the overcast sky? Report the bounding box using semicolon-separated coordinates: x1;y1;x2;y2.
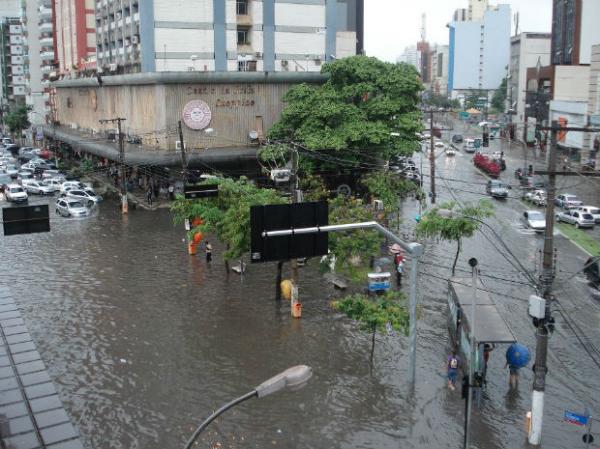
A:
365;0;552;62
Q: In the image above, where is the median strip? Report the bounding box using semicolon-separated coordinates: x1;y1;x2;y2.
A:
557;223;600;256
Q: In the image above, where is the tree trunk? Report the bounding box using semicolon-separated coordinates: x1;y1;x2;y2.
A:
224;244;230;274
452;238;461;276
369;327;376;370
275;261;284;301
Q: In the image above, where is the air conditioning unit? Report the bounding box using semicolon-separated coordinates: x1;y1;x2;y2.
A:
270;169;291;184
281;60;288;67
255;52;262;59
175;140;182;150
132;35;139;44
314;57;321;66
109;63;117;72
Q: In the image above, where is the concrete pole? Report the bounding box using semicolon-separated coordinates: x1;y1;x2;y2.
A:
117;118;128;214
429;110;436;204
529;121;558;445
408;254;420;385
464;257;478;449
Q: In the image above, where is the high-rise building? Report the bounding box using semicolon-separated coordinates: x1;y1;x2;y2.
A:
430;44;449;96
448;4;511;96
468;0;489;21
94;0;364;74
0;17;26;106
55;0;97;76
397;46;419;72
453;9;467;23
551;0;600;66
509;33;551;129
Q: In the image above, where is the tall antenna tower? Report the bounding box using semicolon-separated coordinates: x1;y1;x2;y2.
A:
421;13;427;42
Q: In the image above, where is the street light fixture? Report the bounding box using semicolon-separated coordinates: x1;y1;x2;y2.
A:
182;365;313;449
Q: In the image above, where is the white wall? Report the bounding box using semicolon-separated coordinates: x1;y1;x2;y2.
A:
274;3;325;28
554;65;590;102
450;21;481;89
550;100;588;149
154;0;213;21
481;5;510;90
336;31;356;58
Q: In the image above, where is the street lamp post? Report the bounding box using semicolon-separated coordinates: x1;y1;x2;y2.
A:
183;365;313;449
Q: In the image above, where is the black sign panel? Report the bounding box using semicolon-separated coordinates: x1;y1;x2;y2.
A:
250;201;328;263
184;184;219;199
3;205;50;236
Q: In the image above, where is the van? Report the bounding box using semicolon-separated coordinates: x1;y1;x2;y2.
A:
463;139;476;153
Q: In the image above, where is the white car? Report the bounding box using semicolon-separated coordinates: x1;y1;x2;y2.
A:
556;210;595;228
64;188;102;204
577;205;600;223
524;189;547;206
55;198;91;218
5;184;28;203
5;164;18;177
555;193;583;209
60;181;85;193
21;179;54;195
45;178;64;191
522;210;546;232
434;141;446;149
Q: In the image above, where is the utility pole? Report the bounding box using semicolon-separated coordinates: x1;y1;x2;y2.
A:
289;147;301;318
429;110;436;204
99;117;127;214
464;257;478;449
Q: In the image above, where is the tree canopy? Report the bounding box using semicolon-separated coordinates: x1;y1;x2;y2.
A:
4;105;31;137
416;200;494;275
491;77;508;113
267;56;424;171
170;178;285;261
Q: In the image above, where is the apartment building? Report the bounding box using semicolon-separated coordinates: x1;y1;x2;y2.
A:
55;0;97;76
430;45;449;96
94;0;363;74
0;17;26;105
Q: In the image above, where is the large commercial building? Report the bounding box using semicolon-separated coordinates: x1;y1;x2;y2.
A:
55;0;97;76
509;33;551;133
551;0;600;66
94;0;364;75
448;3;511;96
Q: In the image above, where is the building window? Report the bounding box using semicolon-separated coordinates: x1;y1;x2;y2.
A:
237;27;250;45
238;60;257;72
237;0;249;15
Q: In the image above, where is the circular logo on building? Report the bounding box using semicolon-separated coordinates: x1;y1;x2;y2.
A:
182;100;212;130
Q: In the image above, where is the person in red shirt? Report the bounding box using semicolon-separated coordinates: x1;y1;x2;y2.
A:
394;251;404;287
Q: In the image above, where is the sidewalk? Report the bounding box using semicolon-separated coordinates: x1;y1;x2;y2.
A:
88;174;173;211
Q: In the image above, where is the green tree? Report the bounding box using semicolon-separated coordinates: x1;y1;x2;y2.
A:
328;195;383;279
170;177;285;261
416;200;494;276
333;290;409;362
491;78;508;113
268;56;424;172
361;172;419;214
4;105;31;139
464;90;487;111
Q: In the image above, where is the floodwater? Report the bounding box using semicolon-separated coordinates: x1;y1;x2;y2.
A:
2;143;599;449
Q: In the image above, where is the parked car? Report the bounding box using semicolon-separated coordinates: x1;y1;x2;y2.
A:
5;164;18;178
556;210;594;228
452;134;463;143
5;183;28;203
60;181;85;193
434;140;446;149
63;188;102;204
555;193;583;209
45;178;64;191
524;189;547;206
486;180;509;198
55;198;91;218
17;170;34;180
21;179;54;195
521;210;546;232
2;137;13;146
577;205;600;223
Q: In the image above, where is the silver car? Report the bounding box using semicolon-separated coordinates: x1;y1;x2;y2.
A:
55;198;91;218
556;210;594;228
64;188;102;204
522;210;546;232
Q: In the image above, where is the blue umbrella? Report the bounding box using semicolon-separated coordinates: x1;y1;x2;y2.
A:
506;343;531;369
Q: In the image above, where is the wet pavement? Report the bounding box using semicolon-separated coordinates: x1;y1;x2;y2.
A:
0;133;598;448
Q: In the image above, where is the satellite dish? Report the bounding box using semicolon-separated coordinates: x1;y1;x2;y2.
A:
249;130;259;140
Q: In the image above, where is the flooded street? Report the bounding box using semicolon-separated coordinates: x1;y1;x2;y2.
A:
2;138;600;449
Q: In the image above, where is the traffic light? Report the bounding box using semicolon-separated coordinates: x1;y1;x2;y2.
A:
483;132;489;147
461;374;470;399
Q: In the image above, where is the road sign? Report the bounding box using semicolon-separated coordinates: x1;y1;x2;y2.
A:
250;201;328;263
2;205;50;236
184;184;219;199
565;411;589;427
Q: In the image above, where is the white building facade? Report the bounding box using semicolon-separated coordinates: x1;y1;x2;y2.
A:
509;33;551;131
430;44;449;96
448;3;510;97
397;45;419;72
95;0;362;74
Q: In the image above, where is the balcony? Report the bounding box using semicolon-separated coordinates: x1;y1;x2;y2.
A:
40;37;53;47
38;7;52;21
39;22;52;33
40;51;55;61
40;65;52;75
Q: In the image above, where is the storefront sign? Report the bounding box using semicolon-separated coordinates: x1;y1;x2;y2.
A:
182;100;212;130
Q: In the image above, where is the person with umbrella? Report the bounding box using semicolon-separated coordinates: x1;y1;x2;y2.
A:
389;244;405;287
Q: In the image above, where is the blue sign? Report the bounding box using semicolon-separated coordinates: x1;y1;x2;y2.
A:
564;411;589;427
